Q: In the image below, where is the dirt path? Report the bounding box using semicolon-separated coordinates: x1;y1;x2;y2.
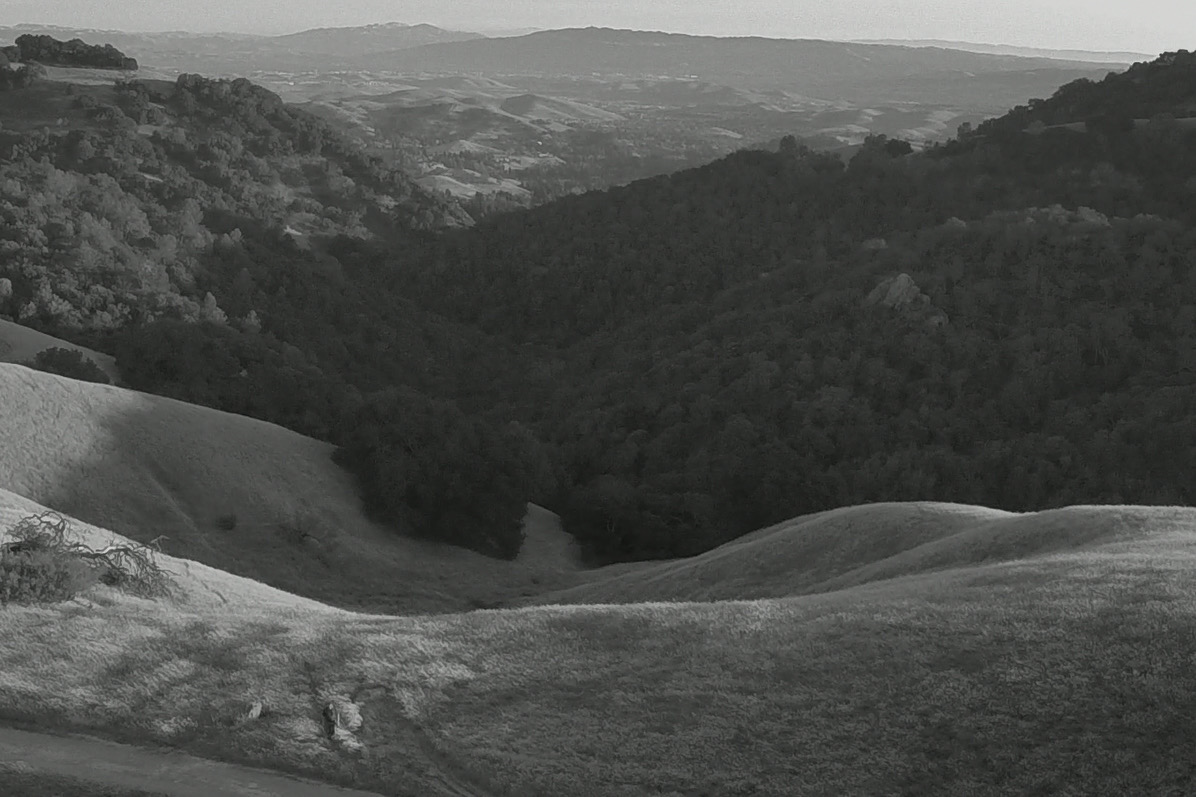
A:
0;725;389;797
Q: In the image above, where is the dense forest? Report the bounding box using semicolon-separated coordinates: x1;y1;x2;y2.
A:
2;34;138;70
3;45;1196;563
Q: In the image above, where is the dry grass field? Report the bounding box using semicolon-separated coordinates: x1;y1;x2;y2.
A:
4;365;1196;795
0;364;581;614
2;487;1196;795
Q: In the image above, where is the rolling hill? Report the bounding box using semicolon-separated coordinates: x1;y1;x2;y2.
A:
0;64;469;337
357;28;1124;104
3;478;1196;795
271;22;483;55
0;364;580;613
855;39;1152;64
524;502;1184;605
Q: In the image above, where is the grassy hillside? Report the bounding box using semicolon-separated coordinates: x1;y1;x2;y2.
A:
522;502;1176;605
0;364;579;613
2;495;1195;795
523;502;1013;604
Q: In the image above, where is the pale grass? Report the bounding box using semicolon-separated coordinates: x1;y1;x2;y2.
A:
0;364;582;614
524;502;1192;606
3;492;1196;795
527;501;1015;605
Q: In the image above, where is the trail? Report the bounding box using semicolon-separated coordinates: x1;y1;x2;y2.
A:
0;725;389;797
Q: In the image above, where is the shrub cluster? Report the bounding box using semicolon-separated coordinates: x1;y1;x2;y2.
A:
13;34;138;70
22;347;112;384
0;513;173;605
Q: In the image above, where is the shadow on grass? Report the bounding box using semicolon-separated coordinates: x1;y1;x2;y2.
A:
0;379;472;614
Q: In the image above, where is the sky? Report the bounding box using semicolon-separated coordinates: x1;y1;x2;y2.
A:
0;0;1191;54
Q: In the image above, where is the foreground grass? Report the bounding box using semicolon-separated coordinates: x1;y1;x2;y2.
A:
0;765;166;797
3;511;1196;796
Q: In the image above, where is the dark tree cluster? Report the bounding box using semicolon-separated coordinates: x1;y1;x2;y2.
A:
12;34;138;70
21;347;111;384
0;61;43;91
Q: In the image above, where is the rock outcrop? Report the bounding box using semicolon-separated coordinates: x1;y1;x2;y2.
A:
864;273;948;328
322;696;364;753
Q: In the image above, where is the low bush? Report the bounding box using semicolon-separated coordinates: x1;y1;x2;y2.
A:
0;544;98;605
21;347;111;384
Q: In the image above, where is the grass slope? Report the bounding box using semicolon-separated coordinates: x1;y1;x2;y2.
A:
0;319;120;383
2;492;1196;795
0;364;580;613
524;501;1170;606
528;502;1014;605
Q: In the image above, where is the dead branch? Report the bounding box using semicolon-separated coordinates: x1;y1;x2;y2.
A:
2;512;175;599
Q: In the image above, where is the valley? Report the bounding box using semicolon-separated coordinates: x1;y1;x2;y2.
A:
1;20;1196;797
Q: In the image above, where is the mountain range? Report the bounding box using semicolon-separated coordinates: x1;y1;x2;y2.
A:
355;27;1128;103
854;39;1152;64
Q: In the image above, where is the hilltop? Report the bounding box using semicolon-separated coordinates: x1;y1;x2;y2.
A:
970;48;1196;134
357;27;1125;104
855;38;1152;64
525;502;1174;605
271;22;483;55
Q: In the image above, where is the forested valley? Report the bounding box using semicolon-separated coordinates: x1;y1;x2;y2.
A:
3;46;1195;563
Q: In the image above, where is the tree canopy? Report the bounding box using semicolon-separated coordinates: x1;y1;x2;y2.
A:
3;52;1196;562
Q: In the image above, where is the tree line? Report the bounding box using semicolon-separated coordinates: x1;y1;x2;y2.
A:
3;52;1195;563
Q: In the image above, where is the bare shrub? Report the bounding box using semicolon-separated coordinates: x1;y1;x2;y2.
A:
0;513;175;604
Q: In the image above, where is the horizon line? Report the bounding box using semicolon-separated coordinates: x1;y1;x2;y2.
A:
0;20;1172;58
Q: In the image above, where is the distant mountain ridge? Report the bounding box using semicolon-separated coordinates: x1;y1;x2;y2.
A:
854;39;1153;65
271;21;484;54
356;27;1128;103
2;32;137;70
0;22;486;73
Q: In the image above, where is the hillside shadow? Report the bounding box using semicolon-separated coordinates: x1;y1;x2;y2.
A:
0;366;586;616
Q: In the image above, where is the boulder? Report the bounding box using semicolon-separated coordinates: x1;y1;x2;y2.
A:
322;696;364;753
864;273;949;328
865;273;922;309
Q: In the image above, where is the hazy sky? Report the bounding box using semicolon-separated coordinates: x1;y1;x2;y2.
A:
1;0;1191;53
